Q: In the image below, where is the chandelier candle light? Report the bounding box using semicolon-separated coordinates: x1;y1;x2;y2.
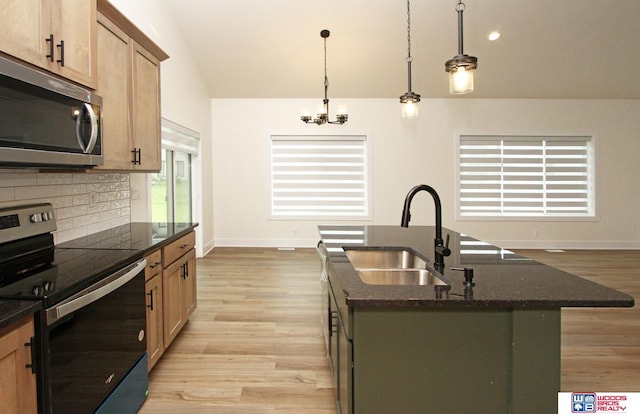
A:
301;30;348;125
399;0;420;119
445;0;478;94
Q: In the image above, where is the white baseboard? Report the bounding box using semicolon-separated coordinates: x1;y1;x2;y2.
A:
201;239;216;257
211;238;639;251
213;238;319;249
490;240;640;250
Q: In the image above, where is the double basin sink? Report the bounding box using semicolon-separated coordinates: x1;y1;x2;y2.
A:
344;247;448;286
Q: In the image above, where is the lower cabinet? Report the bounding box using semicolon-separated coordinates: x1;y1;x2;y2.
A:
144;230;197;371
0;315;37;414
326;279;352;414
145;249;164;371
325;269;561;414
163;248;196;347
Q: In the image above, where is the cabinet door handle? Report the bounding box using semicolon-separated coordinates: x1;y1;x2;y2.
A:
147;290;154;311
181;262;188;279
131;148;141;165
24;336;37;374
45;34;54;62
56;39;64;66
330;310;338;336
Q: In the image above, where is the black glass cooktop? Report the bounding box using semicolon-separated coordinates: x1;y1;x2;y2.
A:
0;247;143;307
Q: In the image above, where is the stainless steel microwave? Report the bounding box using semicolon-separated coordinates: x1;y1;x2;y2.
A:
0;56;102;168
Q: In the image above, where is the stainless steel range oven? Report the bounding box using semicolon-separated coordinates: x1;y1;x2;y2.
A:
0;204;148;414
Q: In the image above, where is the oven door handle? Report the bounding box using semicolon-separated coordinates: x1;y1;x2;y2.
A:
46;258;146;326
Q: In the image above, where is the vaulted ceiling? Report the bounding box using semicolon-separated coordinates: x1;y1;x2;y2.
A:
161;0;640;99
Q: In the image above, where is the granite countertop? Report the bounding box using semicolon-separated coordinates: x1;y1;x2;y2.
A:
319;225;635;309
58;222;199;254
1;222;199;330
0;300;42;330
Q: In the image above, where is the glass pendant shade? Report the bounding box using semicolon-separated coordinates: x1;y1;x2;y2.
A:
449;65;474;94
402;101;419;119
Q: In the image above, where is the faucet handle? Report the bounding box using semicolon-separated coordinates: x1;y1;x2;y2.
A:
439;234;451;257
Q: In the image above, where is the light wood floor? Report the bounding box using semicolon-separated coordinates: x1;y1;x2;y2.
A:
516;249;640;392
139;248;639;413
139;248;335;414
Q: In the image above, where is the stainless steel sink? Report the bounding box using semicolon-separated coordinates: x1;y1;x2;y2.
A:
345;248;428;270
344;248;448;286
355;269;447;286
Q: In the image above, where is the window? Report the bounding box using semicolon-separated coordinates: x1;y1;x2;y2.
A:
270;134;370;219
456;135;595;219
151;119;199;232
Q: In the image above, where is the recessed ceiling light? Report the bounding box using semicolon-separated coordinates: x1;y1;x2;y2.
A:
488;31;501;41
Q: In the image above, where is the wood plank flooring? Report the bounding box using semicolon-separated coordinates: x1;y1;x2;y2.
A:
139;248;639;413
138;248;335;414
515;249;640;392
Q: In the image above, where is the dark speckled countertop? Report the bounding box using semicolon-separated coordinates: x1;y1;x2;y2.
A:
58;222;198;254
319;225;635;309
1;222;198;330
0;300;42;330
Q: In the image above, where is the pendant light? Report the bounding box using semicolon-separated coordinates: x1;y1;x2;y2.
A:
301;30;348;125
399;0;420;119
444;0;478;95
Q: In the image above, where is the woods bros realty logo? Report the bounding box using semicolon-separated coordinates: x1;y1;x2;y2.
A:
558;392;640;413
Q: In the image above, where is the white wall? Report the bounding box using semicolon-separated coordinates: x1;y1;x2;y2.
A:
108;0;215;256
212;98;640;249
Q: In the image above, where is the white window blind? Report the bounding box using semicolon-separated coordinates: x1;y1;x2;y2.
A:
271;135;369;219
457;135;595;219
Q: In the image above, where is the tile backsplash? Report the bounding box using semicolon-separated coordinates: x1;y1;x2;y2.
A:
0;170;131;243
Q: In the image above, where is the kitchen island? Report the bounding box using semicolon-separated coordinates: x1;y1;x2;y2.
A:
318;225;634;414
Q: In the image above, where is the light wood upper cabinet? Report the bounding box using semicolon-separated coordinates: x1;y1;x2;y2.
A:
0;316;37;414
0;0;97;88
95;15;132;170
131;41;161;170
94;0;168;172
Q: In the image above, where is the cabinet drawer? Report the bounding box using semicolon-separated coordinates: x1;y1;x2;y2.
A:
162;231;195;267
145;250;163;281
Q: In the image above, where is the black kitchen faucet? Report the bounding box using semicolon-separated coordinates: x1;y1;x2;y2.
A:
400;184;451;273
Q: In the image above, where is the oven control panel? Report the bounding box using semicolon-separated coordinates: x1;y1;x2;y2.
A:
0;203;56;243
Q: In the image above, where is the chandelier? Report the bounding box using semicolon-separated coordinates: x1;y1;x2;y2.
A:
301;30;348;125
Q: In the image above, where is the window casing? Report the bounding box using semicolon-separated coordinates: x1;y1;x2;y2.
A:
270;134;371;220
151;119;199;234
456;135;595;220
